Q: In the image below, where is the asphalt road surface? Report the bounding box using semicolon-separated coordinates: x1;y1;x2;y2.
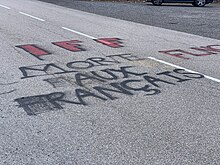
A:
38;0;220;40
0;0;220;164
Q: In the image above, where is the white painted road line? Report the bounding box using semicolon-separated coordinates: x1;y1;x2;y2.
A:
19;12;45;22
0;4;11;9
148;57;220;83
62;27;97;40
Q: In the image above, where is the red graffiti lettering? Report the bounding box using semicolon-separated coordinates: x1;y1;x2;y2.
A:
159;49;191;59
159;44;220;59
52;40;84;52
200;45;220;53
16;44;50;59
95;38;123;48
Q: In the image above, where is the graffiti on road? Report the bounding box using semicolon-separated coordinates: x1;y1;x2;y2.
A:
159;45;220;59
15;54;204;115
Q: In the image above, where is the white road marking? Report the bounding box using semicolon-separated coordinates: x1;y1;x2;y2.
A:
62;27;97;40
19;12;45;22
148;57;220;83
0;4;11;9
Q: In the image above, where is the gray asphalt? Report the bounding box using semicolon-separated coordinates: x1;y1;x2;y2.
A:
0;0;220;164
38;0;220;40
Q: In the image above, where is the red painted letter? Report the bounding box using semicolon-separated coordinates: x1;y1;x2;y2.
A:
200;45;220;53
189;47;217;56
159;49;191;59
52;40;84;52
95;38;123;48
16;44;50;60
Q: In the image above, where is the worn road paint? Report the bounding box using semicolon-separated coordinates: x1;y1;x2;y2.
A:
148;57;220;83
52;40;85;52
62;27;97;40
15;67;204;116
15;54;206;115
62;27;123;48
16;44;50;60
18;54;140;79
19;12;45;22
0;4;10;9
159;45;220;59
95;38;123;48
